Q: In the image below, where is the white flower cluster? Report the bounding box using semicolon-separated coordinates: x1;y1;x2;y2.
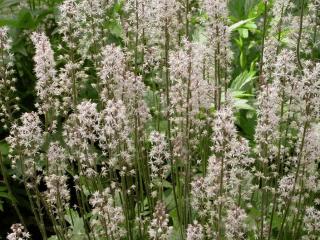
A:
225;206;247;240
99;100;133;172
90;188;126;239
31;32;60;115
169;40;214;160
186;221;205;240
149;131;170;184
7;112;43;178
303;207;320;239
44;174;70;212
0;27;19;129
6;224;30;240
148;201;173;240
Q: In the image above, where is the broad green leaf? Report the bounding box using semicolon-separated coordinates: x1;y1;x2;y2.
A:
231;71;256;91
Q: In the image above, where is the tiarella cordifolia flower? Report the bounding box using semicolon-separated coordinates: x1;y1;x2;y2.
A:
225;206;247;240
98;44;125;97
278;174;295;200
98;45;150;123
298;62;320;119
6;224;30;240
271;0;293;19
6;112;43;177
0;27;19;129
119;71;151;125
148;131;170;184
198;102;252;228
64;100;99;149
44;174;70;212
273;50;297;88
90;188;126;239
141;0;181;74
63;101;99;176
57;61;87;113
123;0;149;42
303;207;320;240
267;0;294;50
148;201;173;240
286;2;319;56
186;221;205;240
296;124;320;193
191;176;209;217
31;32;60;115
201;0;232;77
47;142;68;174
99;100;133;173
144;0;181;41
204;155;222;199
254;82;281;162
261;38;279;80
169;40;214;113
169;40;214;160
57;0;79;49
302;124;320;166
57;0;88;112
211;103;247;162
74;0;113;60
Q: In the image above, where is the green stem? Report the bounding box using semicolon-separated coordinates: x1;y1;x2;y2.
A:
0;154;27;230
296;0;305;70
259;1;268;87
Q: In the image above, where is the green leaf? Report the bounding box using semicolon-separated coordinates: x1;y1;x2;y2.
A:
231;71;256;91
0;141;9;155
229;18;255;31
16;9;36;29
248;1;265;18
0;0;20;9
239;28;249;38
162;180;173;189
163;189;175;211
235;37;243;48
244;22;257;30
0;191;14;201
234;99;255;111
240;52;246;69
169;208;180;240
65;209;86;239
